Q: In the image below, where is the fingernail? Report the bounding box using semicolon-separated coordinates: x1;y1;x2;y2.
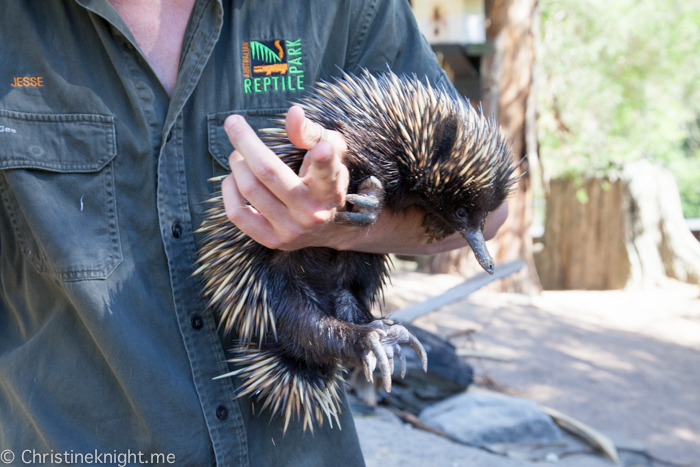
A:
224;114;241;130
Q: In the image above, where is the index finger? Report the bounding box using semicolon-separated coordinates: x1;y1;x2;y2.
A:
224;115;301;195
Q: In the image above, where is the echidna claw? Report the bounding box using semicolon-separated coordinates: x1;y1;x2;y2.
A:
362;353;376;383
399;350;407;378
334;211;378;226
357;175;383;196
408;334;428;373
334;176;385;227
367;333;392;392
361;320;428;392
345;193;380;209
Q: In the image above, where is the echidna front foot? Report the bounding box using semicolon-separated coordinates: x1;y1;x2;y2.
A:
334;176;385;227
361;319;427;393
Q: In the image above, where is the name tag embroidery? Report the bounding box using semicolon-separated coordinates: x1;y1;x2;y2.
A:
11;76;44;87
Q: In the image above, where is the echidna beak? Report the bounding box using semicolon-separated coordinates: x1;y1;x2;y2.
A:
462;229;495;275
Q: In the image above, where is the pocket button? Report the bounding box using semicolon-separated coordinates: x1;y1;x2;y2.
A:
216;405;228;421
191;314;203;330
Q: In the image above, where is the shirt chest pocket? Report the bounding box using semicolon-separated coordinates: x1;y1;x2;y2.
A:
206;107;288;175
0;109;121;281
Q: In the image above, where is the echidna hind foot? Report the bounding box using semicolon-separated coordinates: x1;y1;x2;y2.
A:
217;347;344;434
361;319;428;393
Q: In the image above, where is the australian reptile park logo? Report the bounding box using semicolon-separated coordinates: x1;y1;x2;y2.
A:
242;39;305;94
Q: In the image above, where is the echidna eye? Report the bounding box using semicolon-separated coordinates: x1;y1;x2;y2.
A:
455;208;467;218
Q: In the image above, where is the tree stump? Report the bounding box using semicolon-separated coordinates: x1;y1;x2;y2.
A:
535;160;700;289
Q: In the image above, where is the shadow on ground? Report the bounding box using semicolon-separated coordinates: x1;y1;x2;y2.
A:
412;288;700;466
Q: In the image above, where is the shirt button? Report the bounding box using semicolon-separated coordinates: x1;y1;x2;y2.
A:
172;222;183;238
166;130;173;142
124;42;135;51
216;405;228;421
191;314;203;330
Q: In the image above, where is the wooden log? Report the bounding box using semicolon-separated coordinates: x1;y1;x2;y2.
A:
388;260;524;323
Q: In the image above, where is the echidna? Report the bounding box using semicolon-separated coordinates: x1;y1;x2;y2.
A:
195;71;516;433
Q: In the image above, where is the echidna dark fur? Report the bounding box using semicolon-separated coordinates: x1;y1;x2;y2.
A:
195;70;517;434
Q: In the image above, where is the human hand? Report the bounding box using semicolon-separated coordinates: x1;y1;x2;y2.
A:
221;106;355;251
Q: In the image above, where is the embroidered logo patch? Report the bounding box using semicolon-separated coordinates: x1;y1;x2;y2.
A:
241;39;305;94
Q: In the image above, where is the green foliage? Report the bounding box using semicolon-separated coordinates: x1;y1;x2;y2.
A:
250;41;282;63
575;187;589;205
538;0;700;216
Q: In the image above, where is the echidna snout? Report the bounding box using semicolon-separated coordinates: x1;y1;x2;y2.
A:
462;229;494;274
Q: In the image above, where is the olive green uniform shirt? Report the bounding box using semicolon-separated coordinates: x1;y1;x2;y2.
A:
0;1;451;465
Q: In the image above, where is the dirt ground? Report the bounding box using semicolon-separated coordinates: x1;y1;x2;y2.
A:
358;272;700;466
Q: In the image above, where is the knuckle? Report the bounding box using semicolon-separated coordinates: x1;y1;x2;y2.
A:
254;161;277;182
280;225;303;244
228;150;239;168
224;203;243;224
276;231;292;246
236;177;258;198
312;145;333;164
303;121;322;145
331;192;345;207
302;132;318;148
274;237;294;251
299;208;330;230
261;238;282;250
296;215;317;231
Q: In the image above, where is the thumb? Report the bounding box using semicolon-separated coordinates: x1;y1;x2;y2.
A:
286;105;346;151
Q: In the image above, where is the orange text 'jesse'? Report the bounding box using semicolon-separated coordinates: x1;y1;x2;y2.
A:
11;76;44;87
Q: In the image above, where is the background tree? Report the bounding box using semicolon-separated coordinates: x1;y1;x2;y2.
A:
535;0;700;289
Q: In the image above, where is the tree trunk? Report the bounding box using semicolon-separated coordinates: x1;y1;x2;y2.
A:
535;177;629;290
428;0;542;294
535;160;700;289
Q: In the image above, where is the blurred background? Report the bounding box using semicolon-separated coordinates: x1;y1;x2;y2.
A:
355;2;700;466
